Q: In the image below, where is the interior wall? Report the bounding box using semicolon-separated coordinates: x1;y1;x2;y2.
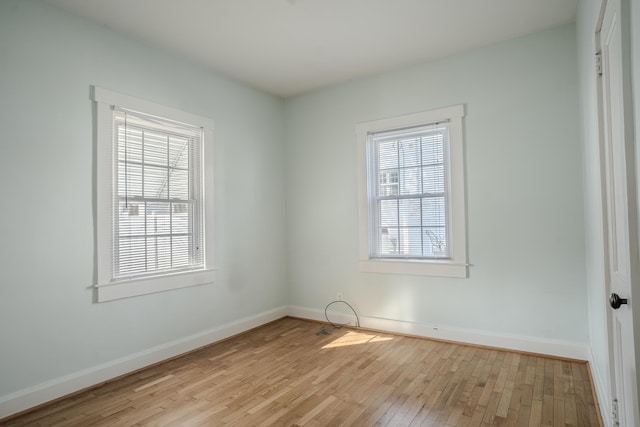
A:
284;24;588;343
0;0;287;398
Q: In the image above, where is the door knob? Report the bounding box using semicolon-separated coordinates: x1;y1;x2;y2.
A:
609;293;628;309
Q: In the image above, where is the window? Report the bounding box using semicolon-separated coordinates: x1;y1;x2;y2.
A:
356;105;467;277
93;87;215;302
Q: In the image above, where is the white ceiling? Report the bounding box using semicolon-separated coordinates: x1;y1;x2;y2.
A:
45;0;578;97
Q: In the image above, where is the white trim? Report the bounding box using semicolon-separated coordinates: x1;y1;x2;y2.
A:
356;105;464;134
95;94;113;288
288;305;590;360
96;269;216;302
356;105;468;278
0;306;288;420
92;87;214;130
590;348;614;427
359;259;468;278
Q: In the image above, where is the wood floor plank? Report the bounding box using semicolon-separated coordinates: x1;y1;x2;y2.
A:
528;398;543;427
2;318;601;426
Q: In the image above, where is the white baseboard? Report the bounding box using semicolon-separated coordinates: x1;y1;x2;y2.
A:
0;306;288;420
589;349;612;427
288;305;590;361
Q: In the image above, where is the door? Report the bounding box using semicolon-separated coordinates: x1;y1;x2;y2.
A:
597;0;639;425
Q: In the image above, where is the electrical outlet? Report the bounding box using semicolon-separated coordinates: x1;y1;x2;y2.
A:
337;292;343;301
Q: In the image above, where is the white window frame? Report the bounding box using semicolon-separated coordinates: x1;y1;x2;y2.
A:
93;87;215;302
356;105;468;278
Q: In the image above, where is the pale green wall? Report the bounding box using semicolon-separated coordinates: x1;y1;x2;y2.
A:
0;0;287;396
284;24;588;342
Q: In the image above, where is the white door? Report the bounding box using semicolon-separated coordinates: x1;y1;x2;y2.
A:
598;0;639;425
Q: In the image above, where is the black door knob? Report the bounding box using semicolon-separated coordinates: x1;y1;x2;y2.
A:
609;293;628;309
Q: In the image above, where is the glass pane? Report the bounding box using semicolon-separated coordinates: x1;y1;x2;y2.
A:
146;236;172;271
400;167;421;195
117;126;143;164
399;198;421;227
377;140;398;169
399;137;420;167
169;136;190;170
117;237;146;274
144;131;167;166
144;165;168;198
118;201;145;237
172;236;190;267
422;164;445;193
424;227;447;257
118;162;142;198
169;169;189;199
379;199;398;227
422;133;444;165
422;196;448;257
378;171;398;196
422;197;447;227
146;203;171;235
397;227;422;256
379;227;399;255
172;203;191;234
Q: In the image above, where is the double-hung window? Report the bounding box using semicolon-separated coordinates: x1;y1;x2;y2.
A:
93;87;215;302
356;105;467;277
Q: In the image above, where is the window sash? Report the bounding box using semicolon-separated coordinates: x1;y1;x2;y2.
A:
112;109;204;281
367;125;451;260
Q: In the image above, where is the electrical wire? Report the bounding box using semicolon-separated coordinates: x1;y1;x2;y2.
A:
324;300;360;328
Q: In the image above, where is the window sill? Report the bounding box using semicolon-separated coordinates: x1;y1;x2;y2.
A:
359;259;468;278
95;269;216;302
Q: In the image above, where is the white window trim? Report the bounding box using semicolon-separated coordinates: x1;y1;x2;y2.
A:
356;105;468;278
92;86;216;302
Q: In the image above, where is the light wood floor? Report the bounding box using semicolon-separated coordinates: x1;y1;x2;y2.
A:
3;317;601;426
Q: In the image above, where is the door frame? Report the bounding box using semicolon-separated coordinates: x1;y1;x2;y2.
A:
594;0;640;425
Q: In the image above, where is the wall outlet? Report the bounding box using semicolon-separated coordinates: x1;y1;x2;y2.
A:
337;292;343;301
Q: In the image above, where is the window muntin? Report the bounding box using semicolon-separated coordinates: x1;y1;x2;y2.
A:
368;125;450;259
113;110;204;280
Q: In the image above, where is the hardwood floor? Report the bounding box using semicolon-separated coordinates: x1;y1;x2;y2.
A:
3;317;601;426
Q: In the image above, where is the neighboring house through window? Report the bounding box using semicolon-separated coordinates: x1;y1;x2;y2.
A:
356;105;468;277
93;87;215;302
